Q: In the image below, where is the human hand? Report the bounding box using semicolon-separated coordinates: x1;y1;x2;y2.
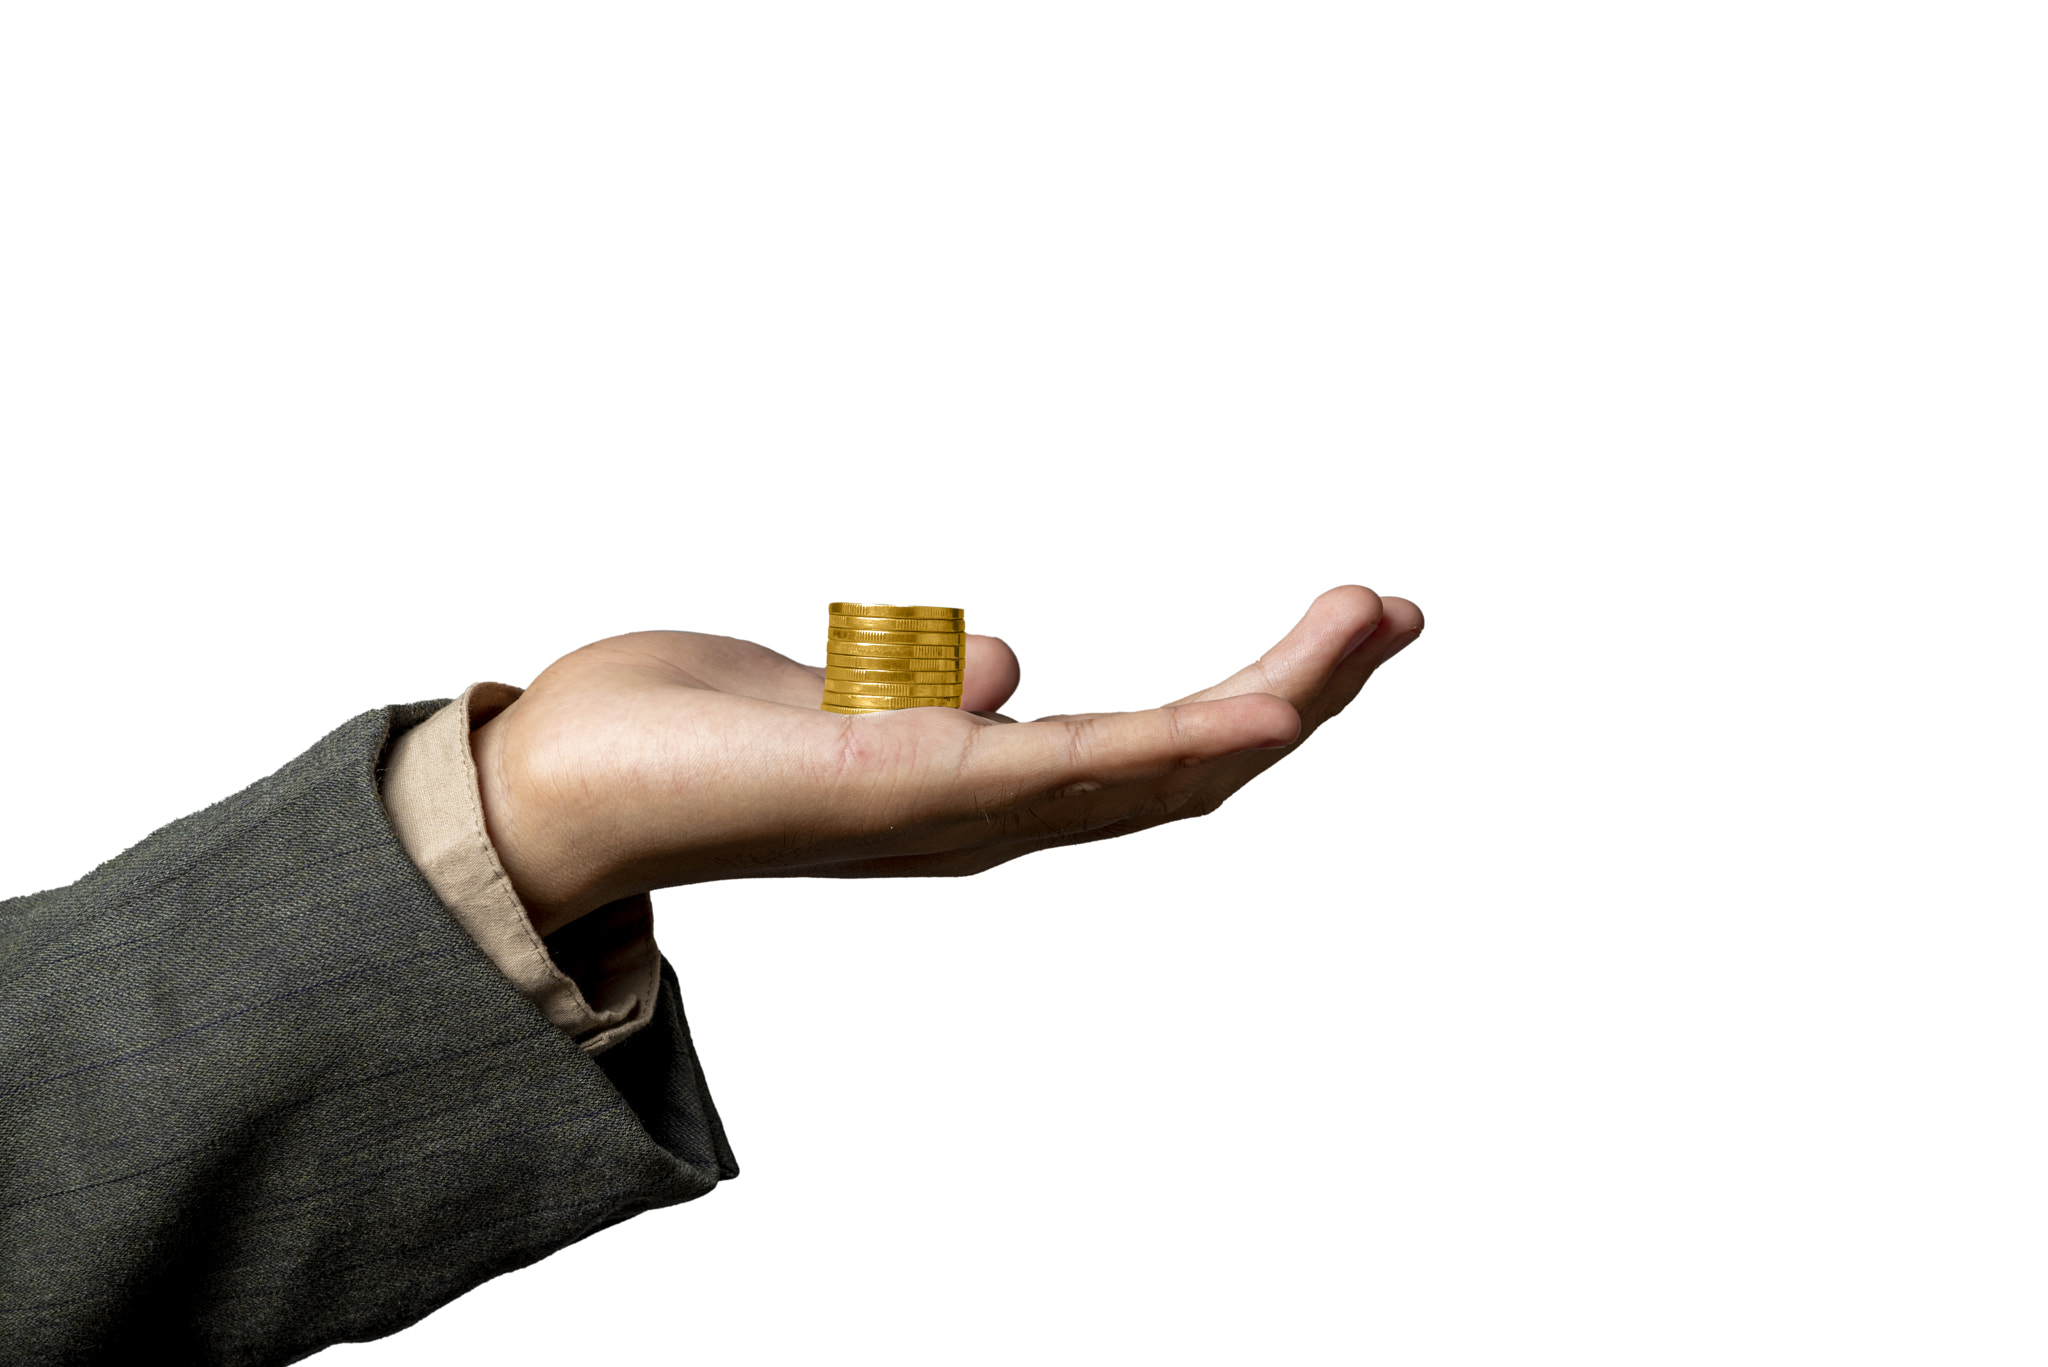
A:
471;587;1422;934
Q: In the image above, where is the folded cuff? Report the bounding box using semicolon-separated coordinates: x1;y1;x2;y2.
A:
379;683;660;1055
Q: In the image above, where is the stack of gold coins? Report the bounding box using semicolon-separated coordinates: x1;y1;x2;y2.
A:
821;602;966;714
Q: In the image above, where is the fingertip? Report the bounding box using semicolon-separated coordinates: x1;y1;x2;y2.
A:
1321;583;1386;621
1379;596;1424;636
1185;690;1300;752
964;633;1021;713
1246;691;1304;749
1334;593;1425;666
1318;585;1386;659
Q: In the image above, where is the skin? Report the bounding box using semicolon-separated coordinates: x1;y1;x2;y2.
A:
472;585;1424;937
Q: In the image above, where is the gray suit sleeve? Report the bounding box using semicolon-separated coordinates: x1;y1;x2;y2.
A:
0;702;738;1367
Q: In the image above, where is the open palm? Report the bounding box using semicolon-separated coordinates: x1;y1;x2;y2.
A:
472;586;1422;934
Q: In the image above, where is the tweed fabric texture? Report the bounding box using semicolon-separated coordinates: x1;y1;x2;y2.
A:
0;703;738;1366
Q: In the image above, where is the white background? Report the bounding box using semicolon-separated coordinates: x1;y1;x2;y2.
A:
2;3;2041;1363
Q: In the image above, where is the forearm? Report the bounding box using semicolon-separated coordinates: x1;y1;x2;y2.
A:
0;703;734;1364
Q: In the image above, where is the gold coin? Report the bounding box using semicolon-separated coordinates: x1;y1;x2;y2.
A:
829;603;963;620
821;701;960;714
823;635;966;651
826;658;963;674
825;653;964;671
819;700;962;713
829;615;968;633
828;606;962;620
823;655;966;672
820;692;962;710
824;682;965;698
823;680;966;696
825;673;964;689
821;702;959;715
825;642;964;660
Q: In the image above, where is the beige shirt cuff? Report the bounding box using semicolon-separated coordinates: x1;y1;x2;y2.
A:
380;682;661;1056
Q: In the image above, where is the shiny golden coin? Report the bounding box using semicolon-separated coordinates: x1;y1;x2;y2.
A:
829;615;968;633
820;692;962;710
819;700;962;713
825;682;965;698
829;603;963;620
823;664;966;680
825;658;963;673
823;679;965;695
821;702;958;715
826;621;965;637
821;701;959;714
828;604;964;621
822;705;970;716
825;654;964;672
825;642;964;661
825;682;961;694
823;635;966;651
825;669;965;686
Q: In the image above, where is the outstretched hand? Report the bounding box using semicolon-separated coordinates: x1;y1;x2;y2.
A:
471;586;1423;934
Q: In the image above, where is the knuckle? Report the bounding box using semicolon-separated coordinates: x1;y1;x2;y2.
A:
1163;704;1188;755
1064;717;1092;770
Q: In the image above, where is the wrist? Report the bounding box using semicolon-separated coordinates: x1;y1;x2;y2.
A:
470;707;599;936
